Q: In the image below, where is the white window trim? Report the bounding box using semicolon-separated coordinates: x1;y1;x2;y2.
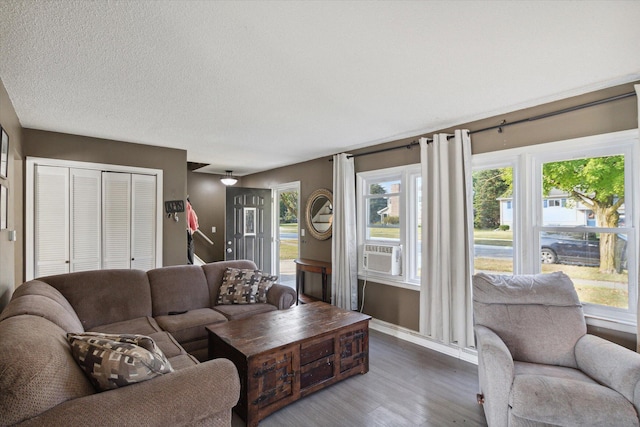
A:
357;164;420;288
473;129;639;331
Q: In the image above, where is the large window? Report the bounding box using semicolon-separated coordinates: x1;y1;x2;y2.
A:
473;130;638;330
357;165;421;286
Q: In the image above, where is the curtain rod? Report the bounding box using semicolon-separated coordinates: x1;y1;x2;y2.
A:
331;91;636;161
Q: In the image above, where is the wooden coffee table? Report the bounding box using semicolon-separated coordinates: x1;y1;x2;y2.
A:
206;302;371;427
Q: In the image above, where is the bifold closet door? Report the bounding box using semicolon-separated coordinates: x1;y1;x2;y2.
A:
131;174;156;270
70;168;102;272
34;165;70;278
102;172;131;269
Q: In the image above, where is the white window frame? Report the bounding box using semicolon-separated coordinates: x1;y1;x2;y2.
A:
357;164;420;288
473;129;639;332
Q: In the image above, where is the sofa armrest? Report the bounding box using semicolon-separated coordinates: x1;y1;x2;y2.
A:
575;334;640;412
475;324;514;427
19;358;240;427
266;283;296;309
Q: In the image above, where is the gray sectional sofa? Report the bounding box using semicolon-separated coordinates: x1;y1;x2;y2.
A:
0;260;297;426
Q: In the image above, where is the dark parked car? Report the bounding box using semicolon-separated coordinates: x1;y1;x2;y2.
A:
540;232;628;271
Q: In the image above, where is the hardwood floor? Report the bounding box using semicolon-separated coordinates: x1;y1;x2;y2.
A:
231;329;487;426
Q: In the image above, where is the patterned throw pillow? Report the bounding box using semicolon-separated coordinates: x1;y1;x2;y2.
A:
66;332;174;391
217;268;263;304
257;274;278;303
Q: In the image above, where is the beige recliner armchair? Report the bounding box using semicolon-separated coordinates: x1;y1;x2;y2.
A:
473;271;640;426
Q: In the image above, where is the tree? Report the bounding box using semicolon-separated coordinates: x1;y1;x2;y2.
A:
279;191;298;223
543;155;624;273
473;169;509;229
369;184;388;224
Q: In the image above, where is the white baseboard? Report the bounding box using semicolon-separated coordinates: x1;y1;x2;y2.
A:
369;318;478;365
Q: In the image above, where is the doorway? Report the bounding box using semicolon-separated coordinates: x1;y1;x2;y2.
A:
225;187;272;272
274;182;300;287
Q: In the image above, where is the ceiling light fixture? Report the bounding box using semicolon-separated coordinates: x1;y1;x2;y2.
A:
220;170;238;186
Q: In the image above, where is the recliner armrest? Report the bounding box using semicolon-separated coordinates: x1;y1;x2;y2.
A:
575;334;640;413
475;324;514;427
266;283;296;309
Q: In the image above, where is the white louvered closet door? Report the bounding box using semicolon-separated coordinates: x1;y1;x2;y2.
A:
70;168;102;272
102;172;131;269
34;165;69;277
131;174;156;271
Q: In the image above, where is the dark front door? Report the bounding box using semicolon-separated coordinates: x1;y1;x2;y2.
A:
225;187;272;273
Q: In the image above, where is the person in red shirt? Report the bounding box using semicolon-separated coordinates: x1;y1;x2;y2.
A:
186;197;199;264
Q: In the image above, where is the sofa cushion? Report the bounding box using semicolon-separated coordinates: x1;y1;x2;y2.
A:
201;259;259;306
155;307;227;344
214;303;277;320
217;268;262;304
147;265;211;316
257;274;278;303
88;316;163;336
0;316;95;426
67;332;174;392
39;269;153;330
0;293;84;332
148;331;187;359
167;353;200;370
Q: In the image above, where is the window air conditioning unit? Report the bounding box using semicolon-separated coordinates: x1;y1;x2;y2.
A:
363;244;401;276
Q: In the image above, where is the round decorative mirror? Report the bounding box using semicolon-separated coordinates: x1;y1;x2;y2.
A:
306;189;333;240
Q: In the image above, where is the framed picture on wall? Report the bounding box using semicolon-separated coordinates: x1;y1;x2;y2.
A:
0;126;8;179
1;184;7;230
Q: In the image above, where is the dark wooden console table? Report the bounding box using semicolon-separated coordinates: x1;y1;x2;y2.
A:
294;258;332;305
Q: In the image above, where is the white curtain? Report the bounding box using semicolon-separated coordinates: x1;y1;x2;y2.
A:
332;153;358;310
419;130;474;348
635;84;640;353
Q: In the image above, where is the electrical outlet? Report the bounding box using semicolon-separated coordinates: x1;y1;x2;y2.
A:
211;226;216;233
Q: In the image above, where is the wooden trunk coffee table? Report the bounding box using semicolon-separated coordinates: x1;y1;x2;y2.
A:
206;302;371;427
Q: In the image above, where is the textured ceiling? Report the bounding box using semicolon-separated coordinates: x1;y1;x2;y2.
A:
1;1;639;175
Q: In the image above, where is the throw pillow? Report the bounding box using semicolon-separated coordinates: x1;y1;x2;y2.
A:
257;274;278;303
217;268;262;304
66;332;174;391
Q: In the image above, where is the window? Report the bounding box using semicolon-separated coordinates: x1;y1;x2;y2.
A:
473;130;638;330
472;165;516;275
357;165;421;286
537;151;633;322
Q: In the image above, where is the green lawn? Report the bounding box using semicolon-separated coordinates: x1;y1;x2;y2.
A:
279;223;298;233
279;239;298;260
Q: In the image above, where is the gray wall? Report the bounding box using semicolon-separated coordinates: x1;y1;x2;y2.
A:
186;168;236;263
0;78;24;309
23;129;188;268
241;80;639;348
